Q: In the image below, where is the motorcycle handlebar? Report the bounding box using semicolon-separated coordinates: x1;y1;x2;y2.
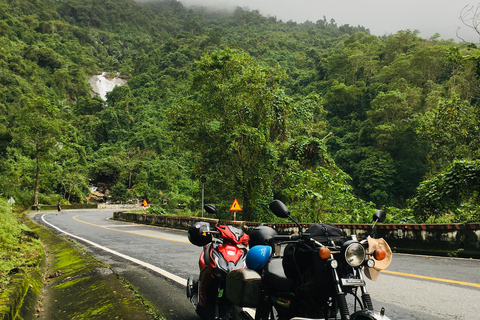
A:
273;234;301;241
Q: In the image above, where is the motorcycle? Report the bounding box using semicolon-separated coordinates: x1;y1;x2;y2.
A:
186;204;251;320
225;200;393;320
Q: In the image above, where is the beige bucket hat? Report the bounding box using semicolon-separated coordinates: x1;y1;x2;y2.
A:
364;236;392;281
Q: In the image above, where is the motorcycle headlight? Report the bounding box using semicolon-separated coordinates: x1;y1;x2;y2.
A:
344;242;366;267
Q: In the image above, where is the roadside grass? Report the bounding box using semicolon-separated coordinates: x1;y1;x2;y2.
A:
0;199;43;290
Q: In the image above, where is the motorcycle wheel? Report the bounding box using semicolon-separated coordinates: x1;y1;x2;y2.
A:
186;275;197;299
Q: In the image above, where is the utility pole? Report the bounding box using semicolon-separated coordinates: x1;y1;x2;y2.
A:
201;174;206;217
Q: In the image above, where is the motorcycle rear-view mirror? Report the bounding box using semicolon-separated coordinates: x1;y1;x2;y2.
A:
373;210;386;223
269;200;291;219
269;200;304;234
204;204;217;215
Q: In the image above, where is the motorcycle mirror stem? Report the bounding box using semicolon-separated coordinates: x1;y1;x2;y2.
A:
371;209;387;235
269;200;304;234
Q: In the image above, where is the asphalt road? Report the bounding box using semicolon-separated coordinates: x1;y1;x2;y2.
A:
31;209;480;320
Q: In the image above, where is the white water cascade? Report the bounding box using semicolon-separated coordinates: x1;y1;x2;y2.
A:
88;72;127;101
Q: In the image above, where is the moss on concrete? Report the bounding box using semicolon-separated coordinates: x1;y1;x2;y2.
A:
3;215;159;320
0;213;46;320
0;271;43;320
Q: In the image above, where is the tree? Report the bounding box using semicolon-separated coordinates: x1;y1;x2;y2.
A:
334;32;383;85
170;48;288;221
290;93;327;137
15;97;63;205
409;160;480;222
280;138;376;223
324;81;366;120
367;90;416;149
383;30;422;64
110;183;131;203
445;46;480;101
58;168;88;202
419;96;480;174
458;4;480;42
355;150;397;206
0;130;12;158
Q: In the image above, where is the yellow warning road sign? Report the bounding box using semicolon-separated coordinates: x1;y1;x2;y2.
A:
229;198;242;211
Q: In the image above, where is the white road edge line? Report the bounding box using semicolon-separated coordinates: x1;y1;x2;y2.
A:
41;214;187;286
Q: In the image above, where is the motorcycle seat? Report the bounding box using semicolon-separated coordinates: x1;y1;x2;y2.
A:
264;258;295;292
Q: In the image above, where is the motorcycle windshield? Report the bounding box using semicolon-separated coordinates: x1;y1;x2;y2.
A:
215;225;249;245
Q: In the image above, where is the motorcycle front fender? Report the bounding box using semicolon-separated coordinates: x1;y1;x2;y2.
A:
350;309;392;320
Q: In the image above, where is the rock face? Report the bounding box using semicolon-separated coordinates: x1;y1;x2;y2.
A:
88;72;127;100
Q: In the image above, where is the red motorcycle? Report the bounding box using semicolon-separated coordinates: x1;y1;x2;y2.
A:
187;204;250;320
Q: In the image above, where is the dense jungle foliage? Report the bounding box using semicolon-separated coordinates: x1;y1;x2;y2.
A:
1;0;480;223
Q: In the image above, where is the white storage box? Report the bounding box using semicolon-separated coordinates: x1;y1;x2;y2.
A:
226;269;262;307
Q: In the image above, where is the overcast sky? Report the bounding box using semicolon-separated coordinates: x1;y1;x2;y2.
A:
178;0;480;43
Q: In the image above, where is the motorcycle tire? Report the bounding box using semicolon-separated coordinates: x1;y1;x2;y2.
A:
186;275;197;299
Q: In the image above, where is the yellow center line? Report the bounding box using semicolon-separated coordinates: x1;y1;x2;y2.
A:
381;270;480;288
72;215;190;244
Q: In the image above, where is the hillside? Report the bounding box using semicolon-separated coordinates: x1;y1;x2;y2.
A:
0;0;479;223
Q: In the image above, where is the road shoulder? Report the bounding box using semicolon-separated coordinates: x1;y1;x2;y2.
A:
23;212;157;320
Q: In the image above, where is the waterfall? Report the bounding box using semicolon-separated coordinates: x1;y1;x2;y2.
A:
88;72;127;101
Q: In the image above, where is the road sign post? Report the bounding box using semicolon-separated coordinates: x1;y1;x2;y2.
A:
229;198;242;221
142;199;149;213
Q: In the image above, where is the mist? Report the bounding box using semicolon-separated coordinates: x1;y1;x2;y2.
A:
176;0;480;43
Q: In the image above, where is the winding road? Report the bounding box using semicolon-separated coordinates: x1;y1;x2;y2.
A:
31;209;480;320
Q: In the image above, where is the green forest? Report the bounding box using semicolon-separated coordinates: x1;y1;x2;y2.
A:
1;0;480;224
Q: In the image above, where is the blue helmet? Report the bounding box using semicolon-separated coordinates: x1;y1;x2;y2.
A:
246;245;272;271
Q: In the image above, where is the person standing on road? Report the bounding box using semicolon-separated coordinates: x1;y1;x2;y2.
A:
57;202;61;214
